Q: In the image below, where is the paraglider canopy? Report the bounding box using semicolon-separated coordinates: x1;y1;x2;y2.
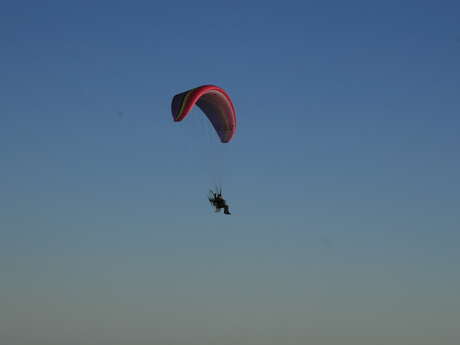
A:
171;85;237;143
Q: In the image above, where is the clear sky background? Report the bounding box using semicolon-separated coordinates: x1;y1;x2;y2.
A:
1;1;459;344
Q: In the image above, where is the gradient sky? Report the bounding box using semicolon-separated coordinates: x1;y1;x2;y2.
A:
1;1;460;344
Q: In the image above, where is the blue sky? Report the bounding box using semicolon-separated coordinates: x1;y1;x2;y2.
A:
1;1;460;344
